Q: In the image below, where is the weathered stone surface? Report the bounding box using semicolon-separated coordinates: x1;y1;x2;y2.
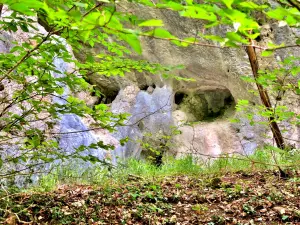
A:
0;6;110;186
171;119;243;159
1;2;299;178
110;85;174;160
83;3;264;158
174;88;235;122
98;2;299;157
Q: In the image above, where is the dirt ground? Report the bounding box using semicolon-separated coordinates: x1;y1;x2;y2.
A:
1;170;299;224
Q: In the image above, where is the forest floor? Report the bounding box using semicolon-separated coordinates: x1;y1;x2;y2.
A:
1;170;300;225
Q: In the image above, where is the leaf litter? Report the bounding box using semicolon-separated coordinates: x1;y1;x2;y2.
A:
0;170;299;224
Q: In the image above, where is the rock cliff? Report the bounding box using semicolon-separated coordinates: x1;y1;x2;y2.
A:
79;4;298;159
0;2;299;181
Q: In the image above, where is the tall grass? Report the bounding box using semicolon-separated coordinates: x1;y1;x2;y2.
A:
206;147;300;173
34;156;202;191
32;147;299;192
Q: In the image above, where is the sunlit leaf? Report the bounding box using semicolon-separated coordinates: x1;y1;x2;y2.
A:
222;0;234;9
261;50;274;57
139;19;164;27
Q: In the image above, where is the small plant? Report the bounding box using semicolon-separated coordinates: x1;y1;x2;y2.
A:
149;184;160;191
148;204;164;214
282;215;289;221
224;187;240;200
243;204;256;215
174;183;181;188
267;192;285;203
129;193;140;200
51;206;64;220
192;204;208;213
234;184;243;193
210;177;222;189
210;215;225;225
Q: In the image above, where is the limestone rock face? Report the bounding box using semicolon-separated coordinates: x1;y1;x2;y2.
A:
172;120;243;159
110;85;174;161
174;88;235;122
0;6;111;186
1;2;299;176
81;4;259;158
83;2;299;158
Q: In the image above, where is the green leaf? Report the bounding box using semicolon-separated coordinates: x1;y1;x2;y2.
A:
225;41;239;47
145;28;174;39
282;215;289;221
81;30;92;42
230;118;240;123
291;66;300;76
119;33;142;54
95;104;108;111
10;3;34;16
180;6;217;21
134;0;155;6
106;15;123;30
203;35;225;43
186;0;194;5
286;14;298;26
73;2;88;8
267;146;286;154
266;8;286;20
179;37;198;47
8;23;18;32
205;20;219;28
226;32;248;44
238;2;268;9
9;0;43;15
82;12;100;29
222;0;234;9
244;32;260;39
165;2;185;11
139;19;164;27
261;50;273;57
20;23;29;32
99;10;112;26
267;42;283;49
223;9;247;22
120;137;129;146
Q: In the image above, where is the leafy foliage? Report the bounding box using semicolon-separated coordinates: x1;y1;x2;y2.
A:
141;0;299;152
0;0;175;181
238;56;300;128
0;0;299;183
1;156;299;224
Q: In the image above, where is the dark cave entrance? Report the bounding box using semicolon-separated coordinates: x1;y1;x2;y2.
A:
174;88;236;122
92;89;119;105
139;84;156;93
174;92;188;105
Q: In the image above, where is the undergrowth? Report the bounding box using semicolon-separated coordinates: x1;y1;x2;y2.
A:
30;147;300;192
0;147;299;224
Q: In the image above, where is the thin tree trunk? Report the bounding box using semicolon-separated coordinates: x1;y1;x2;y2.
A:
245;45;285;150
0;4;3;17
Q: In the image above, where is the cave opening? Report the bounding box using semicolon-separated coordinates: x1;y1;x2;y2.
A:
174;88;236;122
255;35;262;42
139;84;156;92
92;89;119;105
175;92;188;105
99;91;119;104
